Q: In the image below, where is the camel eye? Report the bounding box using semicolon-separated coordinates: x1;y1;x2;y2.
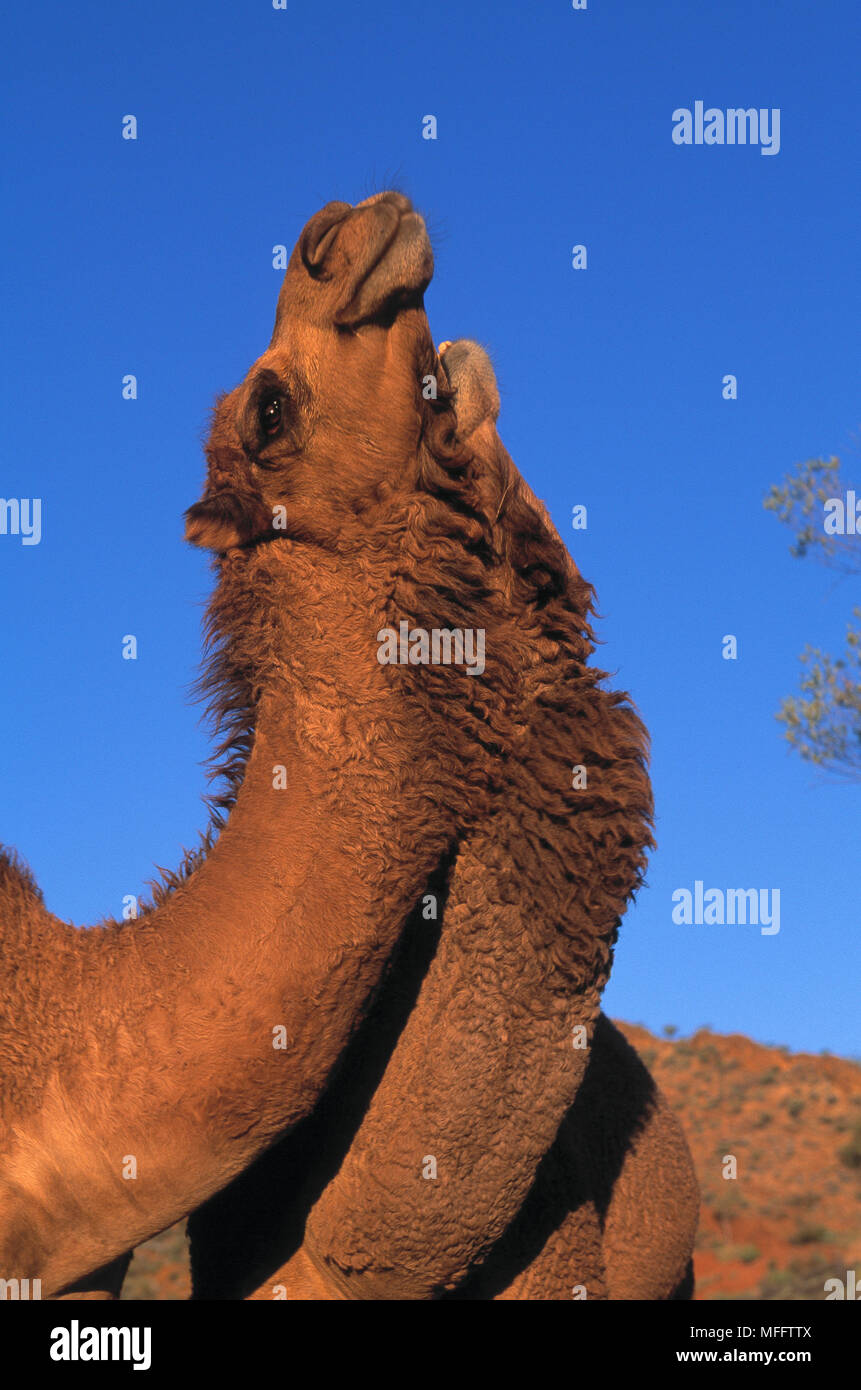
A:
259;393;283;437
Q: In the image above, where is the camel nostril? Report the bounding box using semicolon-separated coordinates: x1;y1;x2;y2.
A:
300;201;352;275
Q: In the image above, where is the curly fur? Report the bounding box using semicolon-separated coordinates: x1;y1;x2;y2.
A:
294;355;656;1296
0;196;525;1296
0;194;696;1301
188;305;690;1300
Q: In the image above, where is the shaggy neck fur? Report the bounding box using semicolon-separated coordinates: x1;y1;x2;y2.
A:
188;351;656;1301
0;501;497;1295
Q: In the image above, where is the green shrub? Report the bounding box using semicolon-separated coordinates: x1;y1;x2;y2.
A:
789;1223;828;1245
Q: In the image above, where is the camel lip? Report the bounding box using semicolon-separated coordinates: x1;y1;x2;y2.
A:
301;194;418;282
279;194;432;341
337;286;425;334
356;206;425;282
333;210;433;330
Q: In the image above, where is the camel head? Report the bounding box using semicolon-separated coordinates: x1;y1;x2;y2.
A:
185;192;440;553
180;207;608;835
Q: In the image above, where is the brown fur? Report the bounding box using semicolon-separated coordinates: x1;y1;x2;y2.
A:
439;346;697;1301
0;196;515;1296
187;321;695;1298
1;195;696;1300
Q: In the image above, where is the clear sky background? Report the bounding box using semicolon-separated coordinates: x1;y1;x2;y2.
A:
2;1;858;1056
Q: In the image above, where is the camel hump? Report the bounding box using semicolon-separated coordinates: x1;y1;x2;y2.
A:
0;846;44;906
439;339;501;437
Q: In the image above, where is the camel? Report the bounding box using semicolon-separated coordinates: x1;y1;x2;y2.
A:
185;325;697;1298
2;193;696;1301
0;193;518;1298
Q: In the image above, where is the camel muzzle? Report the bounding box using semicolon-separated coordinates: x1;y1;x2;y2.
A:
275;192;434;337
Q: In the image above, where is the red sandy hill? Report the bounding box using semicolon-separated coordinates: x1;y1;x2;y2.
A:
123;1023;861;1301
618;1023;861;1300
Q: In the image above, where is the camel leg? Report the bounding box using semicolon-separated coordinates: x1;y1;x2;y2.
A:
492;1206;608;1301
245;1112;696;1304
241;1018;697;1301
600;1088;699;1299
491;1018;697;1301
484;1093;698;1301
453;1018;697;1301
579;1018;699;1300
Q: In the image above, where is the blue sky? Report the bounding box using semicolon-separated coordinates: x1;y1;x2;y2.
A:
2;1;858;1056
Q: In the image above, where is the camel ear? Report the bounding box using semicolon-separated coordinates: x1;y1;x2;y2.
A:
189;394;274;550
438;338;579;604
439;340;500;439
184;492;271;551
437;337;512;527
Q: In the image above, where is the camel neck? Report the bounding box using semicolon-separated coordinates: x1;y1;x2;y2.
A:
1;539;455;1294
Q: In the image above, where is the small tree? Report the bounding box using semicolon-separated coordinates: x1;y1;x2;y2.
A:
765;455;861;782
